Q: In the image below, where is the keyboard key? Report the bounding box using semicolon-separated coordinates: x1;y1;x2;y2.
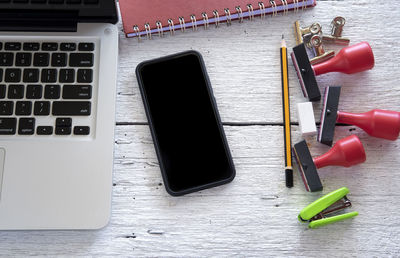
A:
74;126;90;135
8;84;24;99
5;68;21;82
0;53;13;66
26;85;43;99
14;0;29;3
0;101;13;115
0;42;2;50
34;101;50;115
15;101;32;116
23;69;39;83
44;85;60;99
33;53;50;66
48;0;64;3
51;53;67;67
78;43;94;51
37;126;53;135
18;118;35;135
0;69;2;81
69;53;93;67
56;117;72;127
15;53;32;66
0;85;5;98
63;85;92;99
0;118;16;135
60;43;76;51
55;126;71;135
31;0;47;2
59;69;75;83
52;101;91;116
42;42;58;51
23;42;40;51
66;0;81;3
41;69;57;83
77;69;93;83
5;42;21;51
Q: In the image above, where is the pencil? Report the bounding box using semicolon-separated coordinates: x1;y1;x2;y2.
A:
280;35;293;188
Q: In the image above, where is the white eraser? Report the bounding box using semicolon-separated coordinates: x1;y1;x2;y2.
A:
297;102;317;136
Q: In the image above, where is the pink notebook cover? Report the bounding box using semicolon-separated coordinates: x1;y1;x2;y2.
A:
119;0;316;38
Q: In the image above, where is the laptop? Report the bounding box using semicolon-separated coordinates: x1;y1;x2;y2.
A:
0;0;119;230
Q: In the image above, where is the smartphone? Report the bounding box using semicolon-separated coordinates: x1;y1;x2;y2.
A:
136;51;235;196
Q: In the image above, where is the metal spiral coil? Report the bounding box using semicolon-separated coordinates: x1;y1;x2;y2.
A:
202;12;209;29
156;21;163;37
224;8;232;26
167;19;175;35
133;1;308;40
213;10;220;27
190;15;197;31
235;6;243;23
270;1;277;16
178;16;186;32
144;23;152;39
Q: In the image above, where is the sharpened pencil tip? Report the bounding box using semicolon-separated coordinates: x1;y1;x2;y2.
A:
281;36;287;48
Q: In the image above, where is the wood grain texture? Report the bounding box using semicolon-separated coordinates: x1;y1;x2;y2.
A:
116;0;400;124
1;0;400;257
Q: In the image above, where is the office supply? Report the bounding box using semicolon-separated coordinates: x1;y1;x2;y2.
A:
322;17;350;45
293;135;366;192
294;21;321;47
298;187;358;229
0;0;119;230
310;35;335;65
119;0;317;39
280;36;293;188
291;42;375;102
319;86;400;146
319;86;342;146
136;51;235;196
297;102;317;136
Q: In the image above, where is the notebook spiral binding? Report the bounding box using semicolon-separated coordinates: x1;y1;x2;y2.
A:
132;0;308;41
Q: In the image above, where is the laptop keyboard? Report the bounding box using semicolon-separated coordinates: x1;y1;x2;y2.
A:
0;41;95;136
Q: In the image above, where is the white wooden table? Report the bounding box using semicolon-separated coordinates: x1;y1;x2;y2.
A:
1;0;400;256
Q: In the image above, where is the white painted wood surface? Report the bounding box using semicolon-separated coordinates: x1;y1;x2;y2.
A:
1;0;400;256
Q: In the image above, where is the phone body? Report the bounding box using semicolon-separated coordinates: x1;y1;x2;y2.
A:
136;51;235;196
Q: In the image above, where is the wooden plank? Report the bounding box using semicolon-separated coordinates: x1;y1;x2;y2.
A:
1;125;399;256
1;0;400;256
116;0;400;124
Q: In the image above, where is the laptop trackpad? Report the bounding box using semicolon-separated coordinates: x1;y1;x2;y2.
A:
0;148;5;201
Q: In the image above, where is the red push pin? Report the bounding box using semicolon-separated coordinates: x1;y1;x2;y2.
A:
293;135;366;192
291;41;375;101
319;86;400;145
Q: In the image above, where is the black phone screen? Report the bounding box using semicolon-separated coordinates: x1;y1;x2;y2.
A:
136;51;235;195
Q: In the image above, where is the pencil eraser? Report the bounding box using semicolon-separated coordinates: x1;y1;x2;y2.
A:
297;102;317;136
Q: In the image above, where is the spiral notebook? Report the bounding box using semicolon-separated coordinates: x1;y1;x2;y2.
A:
119;0;317;39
